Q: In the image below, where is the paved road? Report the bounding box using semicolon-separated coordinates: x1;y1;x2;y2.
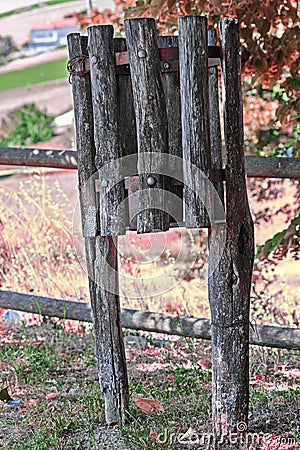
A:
0;0;114;15
0;78;72;119
0;0;114;46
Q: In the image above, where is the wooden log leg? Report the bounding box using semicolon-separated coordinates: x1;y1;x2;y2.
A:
68;30;129;426
208;18;255;448
209;226;253;448
86;237;129;425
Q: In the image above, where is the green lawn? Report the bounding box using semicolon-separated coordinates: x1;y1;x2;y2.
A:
0;59;68;91
0;0;77;19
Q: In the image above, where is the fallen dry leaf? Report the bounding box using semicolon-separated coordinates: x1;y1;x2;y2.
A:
46;392;58;400
133;395;164;414
27;399;39;406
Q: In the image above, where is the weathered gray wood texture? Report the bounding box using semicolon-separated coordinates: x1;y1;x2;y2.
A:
93;235;129;425
68;29;129;426
178;16;211;228
208;29;224;211
114;38;137;161
88;25;126;237
157;35;183;223
113;37;136;228
1;291;299;350
124;18;170;233
67;34;98;239
208;18;255;447
245;156;300;178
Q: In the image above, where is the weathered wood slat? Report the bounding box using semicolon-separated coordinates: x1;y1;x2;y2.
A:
208;29;224;213
88;25;126;236
208;18;255;445
124;18;170;234
157;36;183;224
67;34;98;239
113;37;136;229
178;16;211;228
114;38;137;160
1;290;299;350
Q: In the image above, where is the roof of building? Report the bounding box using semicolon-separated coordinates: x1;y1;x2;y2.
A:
31;17;79;31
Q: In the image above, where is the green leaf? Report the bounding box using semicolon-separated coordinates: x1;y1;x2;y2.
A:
256;213;300;259
0;168;37;179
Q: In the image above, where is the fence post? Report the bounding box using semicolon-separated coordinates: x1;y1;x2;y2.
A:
68;28;129;426
208;18;254;447
124;18;170;234
178;16;211;228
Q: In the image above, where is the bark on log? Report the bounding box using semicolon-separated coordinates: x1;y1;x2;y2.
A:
67;33;98;239
0;290;299;350
157;35;183;224
86;24;129;425
178;16;211;228
88;25;126;236
124;18;170;233
68;28;129;426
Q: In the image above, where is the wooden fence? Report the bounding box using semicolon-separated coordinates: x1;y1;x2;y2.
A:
0;150;298;353
0;291;299;350
0;15;299;447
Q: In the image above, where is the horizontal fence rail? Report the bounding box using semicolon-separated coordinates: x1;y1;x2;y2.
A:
0;147;78;169
0;290;299;350
0;147;300;179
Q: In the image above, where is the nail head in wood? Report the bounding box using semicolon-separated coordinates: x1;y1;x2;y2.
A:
146;176;156;186
138;49;147;58
91;55;98;65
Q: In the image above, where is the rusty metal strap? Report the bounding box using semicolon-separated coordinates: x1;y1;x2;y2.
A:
67;45;221;79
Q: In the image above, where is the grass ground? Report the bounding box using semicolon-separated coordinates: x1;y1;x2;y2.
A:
0;321;299;449
0;171;299;449
0;60;68;91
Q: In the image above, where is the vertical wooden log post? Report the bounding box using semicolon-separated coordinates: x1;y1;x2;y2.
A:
68;34;112;425
178;16;211;228
67;34;98;239
157;36;183;223
114;37;137;160
124;18;170;234
86;25;129;425
208;18;254;447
